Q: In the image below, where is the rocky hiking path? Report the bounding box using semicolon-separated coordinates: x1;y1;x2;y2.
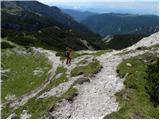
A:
38;54;94;99
50;50;150;119
48;32;159;119
51;50;123;119
6;32;158;119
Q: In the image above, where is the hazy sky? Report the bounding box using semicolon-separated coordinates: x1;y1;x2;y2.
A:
37;0;159;2
37;0;159;15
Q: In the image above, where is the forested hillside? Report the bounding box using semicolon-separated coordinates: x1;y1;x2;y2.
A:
81;13;159;36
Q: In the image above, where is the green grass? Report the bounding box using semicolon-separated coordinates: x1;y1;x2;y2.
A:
1;105;12;119
2;65;90;119
145;59;159;107
116;58;146;78
148;44;159;49
1;49;51;103
56;49;112;60
118;44;159;56
72;77;90;85
61;86;78;102
52;66;68;87
71;49;112;58
74;49;112;58
76;59;88;65
105;53;159;119
2;83;78;119
1;48;108;118
56;51;89;60
25;86;77;118
13;96;60;119
71;60;102;77
1;41;15;49
136;44;159;51
92;49;112;56
39;66;68;94
1;49;79;119
56;66;67;74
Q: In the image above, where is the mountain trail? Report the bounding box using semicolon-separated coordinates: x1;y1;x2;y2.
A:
51;50;123;119
6;32;158;119
38;54;94;98
49;32;159;119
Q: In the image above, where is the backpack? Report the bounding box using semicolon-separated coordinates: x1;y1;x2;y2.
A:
64;51;69;57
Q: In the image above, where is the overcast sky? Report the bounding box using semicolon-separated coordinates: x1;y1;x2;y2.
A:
37;0;159;15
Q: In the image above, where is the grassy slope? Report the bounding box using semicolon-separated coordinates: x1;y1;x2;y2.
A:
71;60;102;77
14;85;77;119
1;64;67;119
56;49;112;61
105;53;159;119
2;40;108;118
38;66;68;95
1;48;51;102
2;40;158;119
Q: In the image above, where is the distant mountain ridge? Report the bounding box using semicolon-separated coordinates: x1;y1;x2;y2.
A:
81;13;159;36
1;1;91;33
2;1;158;51
1;1;106;51
62;9;96;22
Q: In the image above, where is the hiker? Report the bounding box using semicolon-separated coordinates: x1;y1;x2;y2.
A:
65;48;72;65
